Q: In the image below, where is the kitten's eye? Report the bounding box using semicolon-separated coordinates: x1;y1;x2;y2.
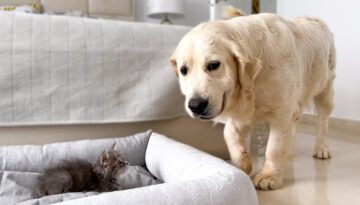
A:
207;61;221;71
180;66;188;76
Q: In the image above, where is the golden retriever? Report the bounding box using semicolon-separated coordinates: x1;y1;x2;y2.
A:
170;7;336;190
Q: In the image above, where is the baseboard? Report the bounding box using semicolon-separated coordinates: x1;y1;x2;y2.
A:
300;114;360;134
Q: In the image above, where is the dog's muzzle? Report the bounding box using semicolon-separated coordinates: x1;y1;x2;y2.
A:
188;97;209;116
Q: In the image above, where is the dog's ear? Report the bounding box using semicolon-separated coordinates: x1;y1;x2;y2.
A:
170;54;179;78
227;40;262;89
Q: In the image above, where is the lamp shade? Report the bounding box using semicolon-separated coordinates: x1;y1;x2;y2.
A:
147;0;184;19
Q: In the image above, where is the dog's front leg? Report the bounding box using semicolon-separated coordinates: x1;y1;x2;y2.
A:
253;120;295;190
224;119;252;175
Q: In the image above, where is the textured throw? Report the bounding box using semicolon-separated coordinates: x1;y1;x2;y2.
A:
0;12;189;125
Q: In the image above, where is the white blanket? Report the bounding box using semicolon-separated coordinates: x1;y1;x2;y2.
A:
0;12;189;125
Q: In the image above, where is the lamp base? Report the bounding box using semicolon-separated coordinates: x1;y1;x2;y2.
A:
161;14;172;24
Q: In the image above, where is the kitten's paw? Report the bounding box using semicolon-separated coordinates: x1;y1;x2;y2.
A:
313;146;331;159
253;171;282;190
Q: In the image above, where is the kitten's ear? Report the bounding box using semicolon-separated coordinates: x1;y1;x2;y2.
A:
101;150;109;162
110;142;116;151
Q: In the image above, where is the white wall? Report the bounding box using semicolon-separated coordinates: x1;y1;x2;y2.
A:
260;0;276;13
135;0;251;26
277;0;360;121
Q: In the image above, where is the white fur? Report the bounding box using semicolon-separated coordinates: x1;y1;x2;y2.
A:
171;12;335;190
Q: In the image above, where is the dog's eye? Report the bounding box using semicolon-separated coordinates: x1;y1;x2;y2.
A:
180;66;188;76
207;61;220;71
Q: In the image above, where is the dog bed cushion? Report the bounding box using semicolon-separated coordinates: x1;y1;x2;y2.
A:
0;131;258;205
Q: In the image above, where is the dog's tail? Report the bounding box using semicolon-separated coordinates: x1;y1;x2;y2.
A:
223;6;246;19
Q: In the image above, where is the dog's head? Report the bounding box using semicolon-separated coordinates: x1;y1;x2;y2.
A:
171;21;259;120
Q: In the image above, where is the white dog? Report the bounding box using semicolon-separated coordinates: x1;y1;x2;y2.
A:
170;8;335;190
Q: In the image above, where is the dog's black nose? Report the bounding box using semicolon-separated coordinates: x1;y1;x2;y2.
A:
188;98;208;115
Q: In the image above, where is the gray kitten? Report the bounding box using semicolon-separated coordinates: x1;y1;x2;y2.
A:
33;143;128;197
92;144;128;191
33;159;96;197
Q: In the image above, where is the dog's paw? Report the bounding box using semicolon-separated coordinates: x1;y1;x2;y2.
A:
313;146;331;159
231;152;252;175
253;171;282;190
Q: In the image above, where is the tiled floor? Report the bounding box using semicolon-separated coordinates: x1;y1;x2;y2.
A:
252;124;360;205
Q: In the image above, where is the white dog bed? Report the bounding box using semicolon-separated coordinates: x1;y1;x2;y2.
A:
0;131;258;205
